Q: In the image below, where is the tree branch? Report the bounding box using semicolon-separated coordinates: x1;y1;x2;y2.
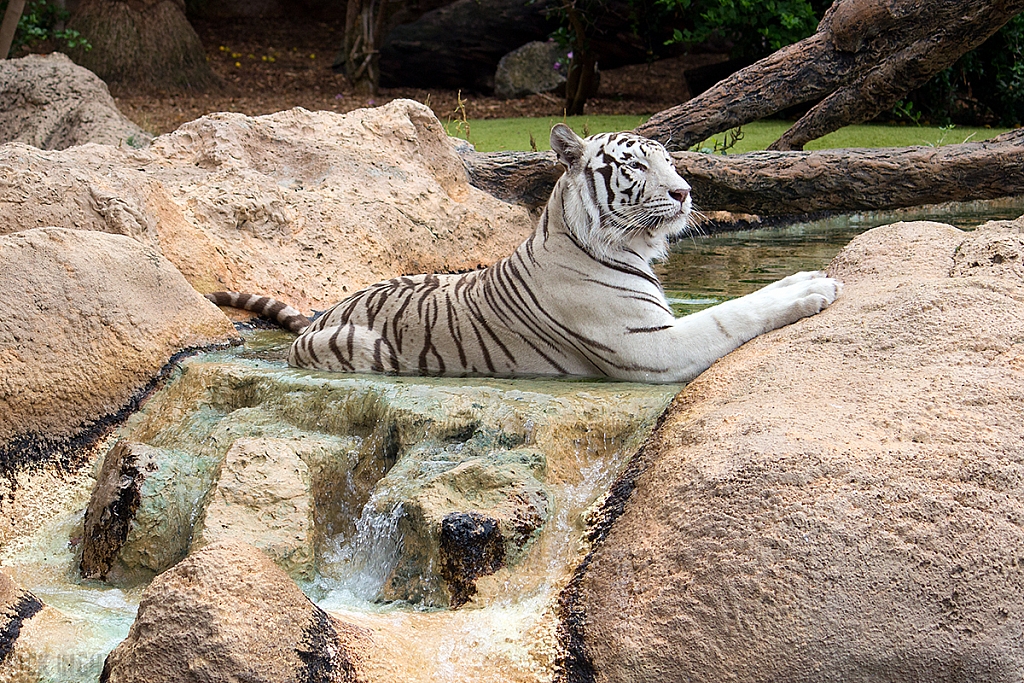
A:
459;129;1024;216
636;0;1024;152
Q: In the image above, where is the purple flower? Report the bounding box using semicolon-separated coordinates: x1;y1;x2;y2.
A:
567;51;573;60
553;61;562;70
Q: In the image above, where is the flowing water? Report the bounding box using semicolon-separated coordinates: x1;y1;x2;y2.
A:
2;197;1022;682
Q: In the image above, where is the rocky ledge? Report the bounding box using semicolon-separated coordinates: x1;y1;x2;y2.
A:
0;227;239;528
564;218;1024;683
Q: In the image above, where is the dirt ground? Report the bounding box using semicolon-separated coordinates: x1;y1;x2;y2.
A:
109;18;700;136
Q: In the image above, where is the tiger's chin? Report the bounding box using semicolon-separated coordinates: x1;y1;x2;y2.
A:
630;212;691;262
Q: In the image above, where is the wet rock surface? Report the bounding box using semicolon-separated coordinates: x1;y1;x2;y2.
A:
0;99;533;314
101;539;369;683
439;511;507;608
78;350;673;608
80;440;220;585
0;227;239;481
568;220;1024;682
80;441;153;582
61;352;675;683
0;53;149;150
0;569;86;681
0;570;43;664
369;426;550;607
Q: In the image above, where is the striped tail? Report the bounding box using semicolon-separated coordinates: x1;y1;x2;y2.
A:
205;291;311;334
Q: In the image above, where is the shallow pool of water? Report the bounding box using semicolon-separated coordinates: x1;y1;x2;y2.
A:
658;196;1024;315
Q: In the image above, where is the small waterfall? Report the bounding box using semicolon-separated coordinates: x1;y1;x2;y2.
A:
313;499;406;609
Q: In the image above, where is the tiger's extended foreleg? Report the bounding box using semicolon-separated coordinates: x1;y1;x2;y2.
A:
674;270;840;381
618;271;841;383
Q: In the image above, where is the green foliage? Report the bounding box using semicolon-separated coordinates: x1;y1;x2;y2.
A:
548;0;820;65
890;99;923;126
692;126;744;154
0;0;90;58
661;0;819;57
899;14;1024;127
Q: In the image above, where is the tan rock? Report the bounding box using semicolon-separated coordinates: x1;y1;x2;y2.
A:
0;570;44;666
0;53;149;150
0;228;239;466
0;100;534;313
102;540;370;683
570;219;1024;682
195;438;317;580
0;569;81;683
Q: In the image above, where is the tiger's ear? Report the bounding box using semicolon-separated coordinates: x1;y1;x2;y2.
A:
551;123;584;170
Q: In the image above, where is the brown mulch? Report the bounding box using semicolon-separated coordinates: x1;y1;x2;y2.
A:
108;17;704;136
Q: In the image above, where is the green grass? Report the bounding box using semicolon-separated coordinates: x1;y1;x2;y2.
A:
445;116;1012;153
445;115;651;152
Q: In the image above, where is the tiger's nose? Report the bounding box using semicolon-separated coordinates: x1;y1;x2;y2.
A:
670;188;689;204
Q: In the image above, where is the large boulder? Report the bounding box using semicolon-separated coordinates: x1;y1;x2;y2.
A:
0;100;533;313
564;219;1024;682
0;53;149;150
101;540;370;683
494;41;569;99
0;228;239;478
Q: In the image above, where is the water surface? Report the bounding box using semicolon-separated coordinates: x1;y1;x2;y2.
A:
659;196;1024;315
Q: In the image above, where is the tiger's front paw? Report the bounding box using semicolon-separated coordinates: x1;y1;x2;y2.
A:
769;272;842;321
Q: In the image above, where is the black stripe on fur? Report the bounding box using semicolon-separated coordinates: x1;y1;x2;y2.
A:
205;291;311;334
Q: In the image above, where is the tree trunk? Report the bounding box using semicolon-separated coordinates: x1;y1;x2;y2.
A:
459;128;1024;216
564;52;597;116
65;0;212;91
343;0;388;96
0;0;26;59
636;0;1024;152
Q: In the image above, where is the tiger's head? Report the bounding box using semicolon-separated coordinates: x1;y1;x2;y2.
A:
550;123;692;263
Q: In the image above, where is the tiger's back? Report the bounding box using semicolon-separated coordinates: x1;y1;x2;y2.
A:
289;225;674;378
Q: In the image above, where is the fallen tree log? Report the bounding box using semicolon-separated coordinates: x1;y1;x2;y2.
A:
635;0;1024;152
460;128;1024;216
460;149;562;209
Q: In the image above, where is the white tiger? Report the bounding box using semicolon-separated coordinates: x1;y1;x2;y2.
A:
207;124;840;383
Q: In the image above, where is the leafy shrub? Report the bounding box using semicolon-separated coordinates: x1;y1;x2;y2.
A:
660;0;820;57
925;14;1024;127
